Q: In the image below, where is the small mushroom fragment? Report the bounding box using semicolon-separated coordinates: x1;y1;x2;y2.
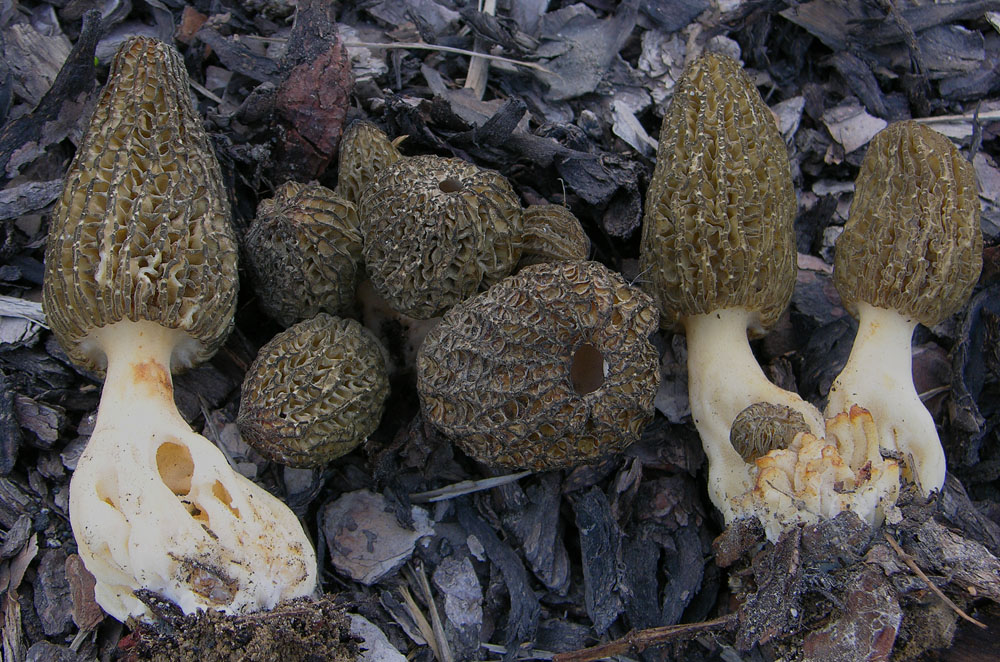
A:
638;52;824;521
729;402;811;463
359;154;524;319
827;121;982;494
734;405;901;542
43;37;316;621
417;260;660;470
243;181;362;327
238;314;390;468
517;204;590;268
334;120;404;205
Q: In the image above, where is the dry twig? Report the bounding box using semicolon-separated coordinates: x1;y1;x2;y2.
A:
883;532;987;629
550;614;737;662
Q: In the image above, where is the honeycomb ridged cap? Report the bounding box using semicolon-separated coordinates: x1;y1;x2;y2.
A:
639;51;796;334
237;313;390;468
359;154;524;319
417;260;661;470
42;36;237;373
244;181;362;327
518;204;590;268
334;121;403;206
835;121;982;326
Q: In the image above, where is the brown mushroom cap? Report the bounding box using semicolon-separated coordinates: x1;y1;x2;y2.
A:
237;313;390;467
638;51;796;334
42;36;237;374
517;204;591;268
834;121;982;326
417;260;660;470
359;154;523;319
334;120;403;206
243;181;362;327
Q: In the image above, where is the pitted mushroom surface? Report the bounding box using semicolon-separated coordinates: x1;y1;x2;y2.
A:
243;181;362;327
42;36;317;621
417;260;660;470
359;154;523;319
238;314;390;467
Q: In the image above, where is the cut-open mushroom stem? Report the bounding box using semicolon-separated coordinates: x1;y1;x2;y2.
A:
71;321;317;619
825;302;941;493
684;308;824;518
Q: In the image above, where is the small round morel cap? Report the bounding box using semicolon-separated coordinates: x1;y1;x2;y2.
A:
834;121;982;326
359;154;523;319
730;402;812;463
334;120;403;205
518;204;590;268
238;314;390;468
43;36;237;374
417;261;661;470
639;51;796;334
243;182;362;327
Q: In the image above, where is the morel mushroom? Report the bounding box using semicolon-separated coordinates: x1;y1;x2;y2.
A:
243;181;362;327
417;260;660;470
517;204;590;268
359;154;523;319
43;37;316;621
827;121;982;494
638;52;824;521
334;120;404;205
238;314;390;467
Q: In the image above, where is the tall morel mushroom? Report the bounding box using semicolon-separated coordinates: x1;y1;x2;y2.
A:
359;154;524;319
638;52;825;521
243;181;362;327
417;260;660;470
238;313;390;468
827;121;982;494
43;37;316;621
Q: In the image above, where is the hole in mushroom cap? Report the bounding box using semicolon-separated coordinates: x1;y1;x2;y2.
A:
438;177;463;193
571;343;605;395
156;441;194;496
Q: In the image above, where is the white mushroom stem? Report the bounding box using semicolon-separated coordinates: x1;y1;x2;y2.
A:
683;308;825;519
825;301;943;494
70;320;317;621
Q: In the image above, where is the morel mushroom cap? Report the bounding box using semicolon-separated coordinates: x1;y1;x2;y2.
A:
359;154;524;319
43;36;237;374
639;51;797;335
417;260;660;470
637;52;824;520
826;121;982;494
244;181;362;327
238;313;390;468
334;120;404;205
517;204;591;268
833;121;982;327
44;37;316;621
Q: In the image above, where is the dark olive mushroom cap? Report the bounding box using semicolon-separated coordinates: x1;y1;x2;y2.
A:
417;261;660;470
835;121;982;327
638;51;796;335
238;313;390;468
517;204;591;268
43;36;237;374
359;154;523;319
334;121;404;206
730;402;811;463
243;181;362;327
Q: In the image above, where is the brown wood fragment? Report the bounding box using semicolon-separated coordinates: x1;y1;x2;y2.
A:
65;554;103;631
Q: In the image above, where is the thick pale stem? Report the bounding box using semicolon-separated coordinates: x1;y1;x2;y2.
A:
825;302;944;493
69;320;317;621
684;308;825;519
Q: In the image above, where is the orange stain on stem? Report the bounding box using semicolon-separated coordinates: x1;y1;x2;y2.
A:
132;359;173;398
